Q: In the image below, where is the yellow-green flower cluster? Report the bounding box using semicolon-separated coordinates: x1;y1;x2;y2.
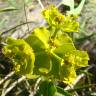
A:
2;37;35;76
42;5;79;32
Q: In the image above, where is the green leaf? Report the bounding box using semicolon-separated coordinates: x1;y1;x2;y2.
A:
34;27;49;46
53;49;89;84
60;0;85;15
36;81;57;96
26;27;52;75
52;45;76;84
54;92;64;96
51;31;89;84
67;0;85;15
52;32;76;58
69;50;89;68
0;7;18;12
50;49;77;84
53;44;75;58
49;51;62;79
26;27;49;52
33;51;52;75
2;37;35;76
36;80;72;96
56;86;72;96
60;63;77;84
53;46;89;84
54;33;75;47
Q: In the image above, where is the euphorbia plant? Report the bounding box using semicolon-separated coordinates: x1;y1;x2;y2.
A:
2;5;89;95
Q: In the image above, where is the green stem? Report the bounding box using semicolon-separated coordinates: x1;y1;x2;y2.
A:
51;50;62;62
52;28;59;39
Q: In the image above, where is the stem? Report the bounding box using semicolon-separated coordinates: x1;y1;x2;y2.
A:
1;79;11;96
4;76;26;96
33;77;42;95
24;1;30;33
51;50;62;62
52;28;59;39
37;0;44;9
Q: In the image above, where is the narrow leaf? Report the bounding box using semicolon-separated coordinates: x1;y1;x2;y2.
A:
0;7;18;12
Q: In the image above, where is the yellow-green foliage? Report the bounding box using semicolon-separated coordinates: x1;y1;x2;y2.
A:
26;27;89;84
2;37;35;76
3;6;89;85
42;5;79;32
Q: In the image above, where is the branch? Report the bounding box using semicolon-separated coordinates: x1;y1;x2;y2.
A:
29;77;42;96
1;79;11;96
4;76;26;95
24;1;30;33
0;71;15;85
37;0;44;9
0;21;38;36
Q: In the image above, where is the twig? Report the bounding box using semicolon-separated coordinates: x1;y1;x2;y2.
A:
37;0;44;9
0;71;15;85
1;21;36;36
56;2;62;8
29;77;42;96
34;77;42;92
4;76;26;96
23;1;30;33
1;79;11;96
0;21;37;36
